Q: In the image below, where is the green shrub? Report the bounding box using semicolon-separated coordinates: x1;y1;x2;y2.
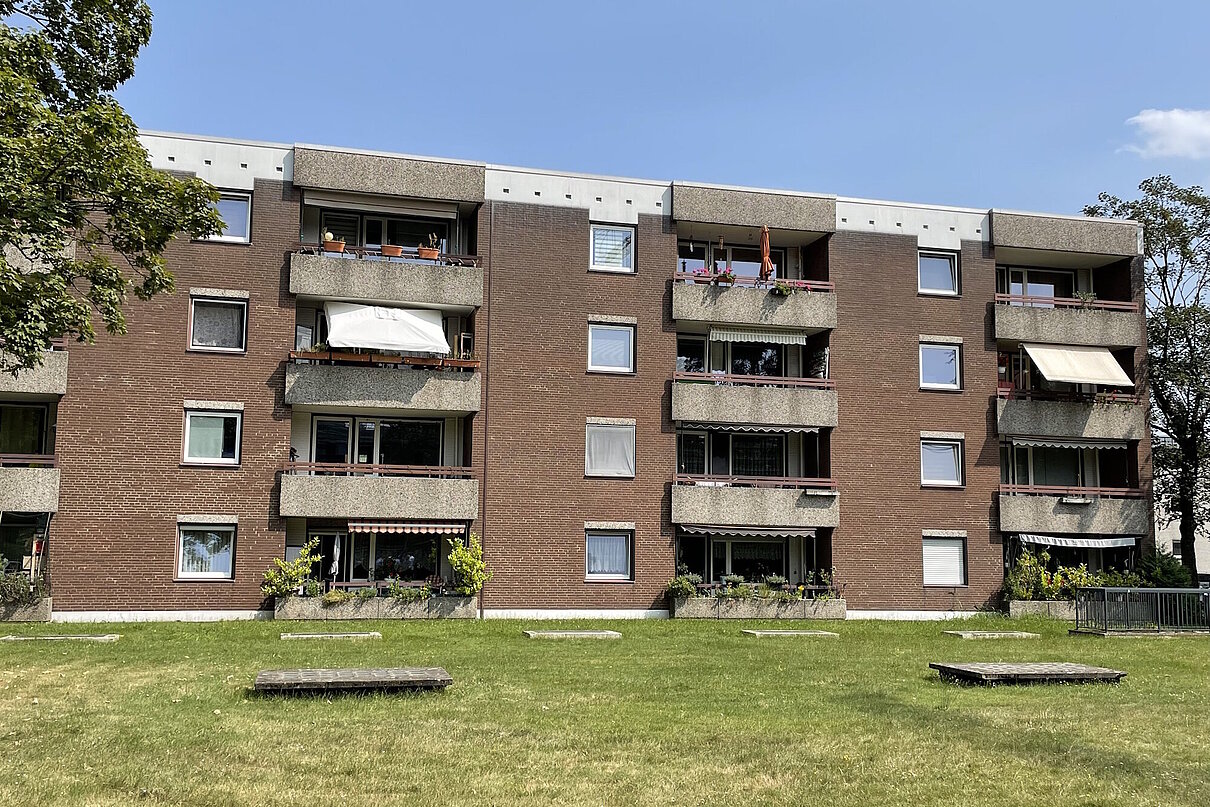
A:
0;562;46;605
1138;549;1194;588
666;573;701;599
764;574;788;587
1006;548;1154;601
447;532;491;595
717;583;754;600
321;589;354;607
355;586;379;600
261;538;322;598
386;580;431;602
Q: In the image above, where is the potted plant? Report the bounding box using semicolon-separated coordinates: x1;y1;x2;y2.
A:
770;279;796;297
715;267;736;285
417;233;441;261
322;230;345;253
381;243;403;258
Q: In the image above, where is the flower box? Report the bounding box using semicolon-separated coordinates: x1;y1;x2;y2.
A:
0;597;52;622
671;596;846;620
274;595;477;620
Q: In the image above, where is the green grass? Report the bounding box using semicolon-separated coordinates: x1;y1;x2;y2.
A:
1;615;1208;806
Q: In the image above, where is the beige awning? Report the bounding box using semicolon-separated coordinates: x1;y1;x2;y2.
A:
347;522;465;535
1023;343;1133;386
709;326;808;345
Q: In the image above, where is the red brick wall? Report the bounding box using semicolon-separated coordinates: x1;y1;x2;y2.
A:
49;179;298;611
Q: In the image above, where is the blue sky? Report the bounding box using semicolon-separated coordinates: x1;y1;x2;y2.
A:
117;0;1210;213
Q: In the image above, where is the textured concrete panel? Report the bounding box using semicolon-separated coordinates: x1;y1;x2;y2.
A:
672;598;846;619
672;283;836;330
998;494;1149;535
673;183;835;232
671;486;839;528
672;382;837;428
279;475;478;520
285;364;481;412
274;596;477;620
993;305;1143;348
991;211;1140;256
293;147;484;202
0;468;60;512
996;398;1146;441
289;253;483;308
0;351;68;396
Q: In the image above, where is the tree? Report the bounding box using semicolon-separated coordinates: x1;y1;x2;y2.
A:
0;0;223;372
1085;177;1210;578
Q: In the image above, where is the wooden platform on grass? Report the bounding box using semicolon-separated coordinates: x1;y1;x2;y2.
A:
741;629;838;638
931;661;1125;685
522;630;621;639
943;630;1040;640
0;634;120;643
253;667;452;695
279;632;382;641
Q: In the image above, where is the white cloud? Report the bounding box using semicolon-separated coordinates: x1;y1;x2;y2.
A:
1125;108;1210;159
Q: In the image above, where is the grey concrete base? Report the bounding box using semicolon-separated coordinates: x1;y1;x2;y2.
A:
944;630;1041;640
1008;600;1077;620
672;597;846;619
0;633;119;642
274;596;478;620
742;629;838;637
0;597;52;622
254;666;453;695
1070;629;1210;638
280;631;382;640
523;630;622;639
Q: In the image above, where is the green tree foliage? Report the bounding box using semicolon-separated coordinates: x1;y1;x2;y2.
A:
1085;177;1210;578
0;1;223;372
447;533;491;595
260;538;321;598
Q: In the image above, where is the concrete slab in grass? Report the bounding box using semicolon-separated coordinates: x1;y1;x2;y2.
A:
943;630;1040;640
280;632;382;641
523;630;622;639
742;629;839;638
0;634;120;642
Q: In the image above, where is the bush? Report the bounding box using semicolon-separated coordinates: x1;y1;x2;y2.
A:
1138;549;1194;588
0;562;46;605
261;538;322;598
386;580;431;602
355;586;379;600
321;589;354;607
447;532;491;595
666;573;701;600
1005;548;1154;601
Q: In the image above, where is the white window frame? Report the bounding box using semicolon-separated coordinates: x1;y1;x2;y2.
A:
584;423;636;478
922;536;967;586
590;223;636;273
587;323;635;374
919;343;962;390
177;524;236;580
203;192;252;244
920;439;963;487
585;530;634;582
918;250;959;296
183;410;243;465
189;297;248;353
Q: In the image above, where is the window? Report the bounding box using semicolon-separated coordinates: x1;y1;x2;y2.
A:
918;251;959;296
676;336;707;373
0;403;47;454
319;211;450;251
184;410;242;465
312;416;442;467
205;193;251;243
922;537;966;586
920;439;963;486
678;240;785;280
730;342;783;377
586;530;633;581
677;432;707;474
919;343;961;390
177;525;235;579
190;298;247;352
585;423;636;477
590;224;635;273
588;323;635;373
1005;267;1077;306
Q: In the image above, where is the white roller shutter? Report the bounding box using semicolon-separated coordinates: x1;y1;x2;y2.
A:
922;537;967;586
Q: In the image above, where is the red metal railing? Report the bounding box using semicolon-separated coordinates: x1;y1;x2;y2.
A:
996;387;1140;405
673;371;835;389
295;242;482;268
282;462;473;479
675;473;836;490
673;271;835;292
288;350;480;371
998;484;1143;499
0;453;57;468
994;293;1139;312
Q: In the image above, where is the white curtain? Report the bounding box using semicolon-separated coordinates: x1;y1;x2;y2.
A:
180;528;233;575
193;302;244;348
324;301;451;354
589;326;632;370
585;425;635;477
187;415;227;459
587;533;630;576
921;442;960;483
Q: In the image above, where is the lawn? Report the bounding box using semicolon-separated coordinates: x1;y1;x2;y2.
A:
1;615;1207;806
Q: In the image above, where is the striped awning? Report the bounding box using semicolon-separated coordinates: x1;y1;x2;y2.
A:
1011;437;1127;450
709;326;808;345
347;521;465;535
679;524;817;539
1018;533;1138;549
680;422;819;433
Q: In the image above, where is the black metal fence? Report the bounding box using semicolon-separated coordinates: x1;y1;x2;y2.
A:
1075;587;1210;633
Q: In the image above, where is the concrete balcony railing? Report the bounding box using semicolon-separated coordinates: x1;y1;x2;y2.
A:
671;476;839;528
993;297;1142;347
672;275;837;330
289;248;484;309
0;456;60;512
998;486;1149;535
990;210;1140;257
996;391;1146;441
0;350;68;396
285;361;481;413
672;373;837;428
279;464;479;521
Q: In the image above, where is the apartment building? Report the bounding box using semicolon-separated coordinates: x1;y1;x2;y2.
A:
0;131;1152;619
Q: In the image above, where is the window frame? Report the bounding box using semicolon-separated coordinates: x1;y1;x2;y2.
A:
920;438;964;487
589;223;636;274
584;423;637;478
587;323;636;374
585;529;634;582
918;342;962;391
176;524;236;580
182;410;243;466
917;250;960;297
202;192;252;244
922;536;968;587
188;297;248;354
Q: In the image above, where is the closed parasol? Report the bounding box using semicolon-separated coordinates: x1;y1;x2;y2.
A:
759;225;774;281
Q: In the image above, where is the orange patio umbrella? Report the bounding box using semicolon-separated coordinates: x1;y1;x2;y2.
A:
759;225;774;281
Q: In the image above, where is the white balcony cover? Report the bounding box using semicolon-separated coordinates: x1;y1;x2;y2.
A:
1019;533;1138;549
1011;437;1127;450
679;422;818;434
679;524;816;539
324;301;450;354
1022;343;1133;386
709;326;808;345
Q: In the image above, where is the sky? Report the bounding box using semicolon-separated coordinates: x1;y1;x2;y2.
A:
115;0;1210;214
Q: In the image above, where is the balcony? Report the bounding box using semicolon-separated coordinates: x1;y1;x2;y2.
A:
996;389;1146;441
0;348;68;397
990;210;1139;257
998;485;1148;535
285;354;481;413
993;295;1142;347
289;245;484;309
671;183;836;233
279;463;478;521
671;475;839;528
672;274;837;330
0;455;60;512
672;372;837;428
292;145;485;203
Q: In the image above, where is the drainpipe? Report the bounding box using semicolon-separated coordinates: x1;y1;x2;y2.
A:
479;200;494;619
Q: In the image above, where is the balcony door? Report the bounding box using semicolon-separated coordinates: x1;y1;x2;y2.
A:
1007;267;1076;305
710;539;786;582
312;417;352;467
